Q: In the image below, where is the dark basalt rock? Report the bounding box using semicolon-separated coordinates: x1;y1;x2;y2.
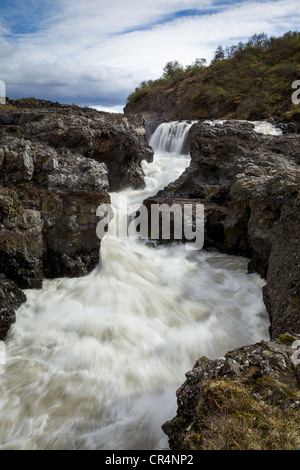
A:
0;276;26;340
0;136;110;288
275;122;300;134
0;98;153;339
1;99;154;192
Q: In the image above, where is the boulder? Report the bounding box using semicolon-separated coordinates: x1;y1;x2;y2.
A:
162;335;300;450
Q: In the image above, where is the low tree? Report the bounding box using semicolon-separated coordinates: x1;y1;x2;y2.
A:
162;60;184;79
193;58;207;68
247;33;269;48
185;58;207;74
212;45;225;62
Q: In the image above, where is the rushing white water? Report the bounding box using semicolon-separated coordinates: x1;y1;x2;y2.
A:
149;121;196;155
204;119;283;136
0;121;270;450
252;121;282;136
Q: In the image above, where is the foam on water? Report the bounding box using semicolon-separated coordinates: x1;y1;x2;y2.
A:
204;119;282;136
0;121;270;450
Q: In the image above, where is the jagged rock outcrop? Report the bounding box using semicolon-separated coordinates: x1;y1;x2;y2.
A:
0;134;110;288
0;98;153;339
2;99;153;191
143;121;300;340
162;335;300;450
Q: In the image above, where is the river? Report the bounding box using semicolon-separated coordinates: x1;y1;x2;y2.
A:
0;121;271;450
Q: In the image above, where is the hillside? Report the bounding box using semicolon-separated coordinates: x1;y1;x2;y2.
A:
124;32;300;124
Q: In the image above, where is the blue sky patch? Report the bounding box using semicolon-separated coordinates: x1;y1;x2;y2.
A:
0;0;55;36
112;2;249;37
114;8;219;36
0;0;298;109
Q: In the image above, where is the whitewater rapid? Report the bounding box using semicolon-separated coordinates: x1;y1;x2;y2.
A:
0;121;270;450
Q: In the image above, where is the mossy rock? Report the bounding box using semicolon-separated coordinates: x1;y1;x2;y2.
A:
278;333;297;345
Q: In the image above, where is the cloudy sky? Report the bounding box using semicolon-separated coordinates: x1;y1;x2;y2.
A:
0;0;299;112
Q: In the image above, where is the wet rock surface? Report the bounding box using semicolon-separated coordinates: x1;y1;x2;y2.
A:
162;335;300;450
0;276;26;341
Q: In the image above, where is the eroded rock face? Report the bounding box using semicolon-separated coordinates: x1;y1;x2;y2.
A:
162;335;300;450
1;99;153;191
143;121;300;339
0;99;153;338
0;134;110;288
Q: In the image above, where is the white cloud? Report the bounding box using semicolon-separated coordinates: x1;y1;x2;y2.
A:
90;105;124;113
0;0;299;110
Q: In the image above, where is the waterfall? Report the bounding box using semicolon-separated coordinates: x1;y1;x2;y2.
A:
149;121;196;155
0;121;269;450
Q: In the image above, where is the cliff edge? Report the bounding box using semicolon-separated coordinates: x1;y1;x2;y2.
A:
0;98;153;339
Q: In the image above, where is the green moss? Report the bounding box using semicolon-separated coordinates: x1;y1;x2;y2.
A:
189;433;203;448
19;97;37;103
282;106;300;122
278;333;296;345
250;375;299;404
0;104;17;111
175;417;185;428
253;375;277;392
255;340;267;348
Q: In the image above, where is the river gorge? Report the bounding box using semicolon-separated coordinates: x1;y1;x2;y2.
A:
0;120;273;450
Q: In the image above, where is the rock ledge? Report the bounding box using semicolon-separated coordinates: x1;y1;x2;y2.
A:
163;334;300;450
